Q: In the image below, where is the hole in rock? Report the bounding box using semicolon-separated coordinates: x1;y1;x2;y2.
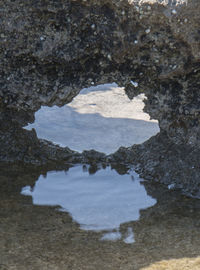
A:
25;83;159;154
21;165;156;243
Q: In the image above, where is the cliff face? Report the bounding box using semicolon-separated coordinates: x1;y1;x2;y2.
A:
1;0;200;196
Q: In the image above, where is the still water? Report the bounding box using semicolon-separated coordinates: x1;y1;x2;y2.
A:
21;166;156;243
1;163;200;269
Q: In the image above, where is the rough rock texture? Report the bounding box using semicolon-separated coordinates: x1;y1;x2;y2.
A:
109;133;200;197
0;107;106;165
1;0;200;196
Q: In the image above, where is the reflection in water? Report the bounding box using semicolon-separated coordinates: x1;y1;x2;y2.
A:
25;84;159;153
123;227;135;244
2;163;200;269
100;231;122;242
21;166;156;243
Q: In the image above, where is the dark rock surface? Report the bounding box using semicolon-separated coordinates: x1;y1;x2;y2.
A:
1;0;200;196
109;132;200;197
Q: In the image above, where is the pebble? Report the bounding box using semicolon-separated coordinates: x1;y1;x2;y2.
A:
130;81;138;87
168;183;175;190
107;54;112;61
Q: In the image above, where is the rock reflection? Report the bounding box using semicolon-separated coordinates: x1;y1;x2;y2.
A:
1;163;200;269
21;165;156;242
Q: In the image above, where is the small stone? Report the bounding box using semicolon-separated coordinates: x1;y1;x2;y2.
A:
185;109;189;114
145;29;150;34
40;36;45;41
130;81;138;87
91;24;95;29
168;183;175;190
172;9;177;15
107;54;112;60
134;40;138;44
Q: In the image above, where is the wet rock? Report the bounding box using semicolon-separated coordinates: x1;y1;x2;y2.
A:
1;0;200;197
109;132;200;198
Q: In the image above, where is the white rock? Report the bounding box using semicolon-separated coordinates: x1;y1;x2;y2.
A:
130;80;138;87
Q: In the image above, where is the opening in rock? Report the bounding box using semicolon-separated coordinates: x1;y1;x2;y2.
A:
25;83;159;154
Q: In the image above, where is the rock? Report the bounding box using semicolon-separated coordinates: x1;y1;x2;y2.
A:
109;132;200;198
0;0;200;197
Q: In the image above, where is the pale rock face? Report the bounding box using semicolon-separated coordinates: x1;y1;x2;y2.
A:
25;84;159;154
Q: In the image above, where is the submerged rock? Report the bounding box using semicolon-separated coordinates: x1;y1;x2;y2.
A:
0;0;200;197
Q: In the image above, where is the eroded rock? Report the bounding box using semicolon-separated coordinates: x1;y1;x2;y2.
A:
1;0;200;196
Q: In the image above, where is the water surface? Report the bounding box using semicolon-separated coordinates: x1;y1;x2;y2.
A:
2;163;200;269
21;165;156;243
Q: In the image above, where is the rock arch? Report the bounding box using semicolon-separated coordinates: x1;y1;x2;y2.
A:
0;0;200;196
